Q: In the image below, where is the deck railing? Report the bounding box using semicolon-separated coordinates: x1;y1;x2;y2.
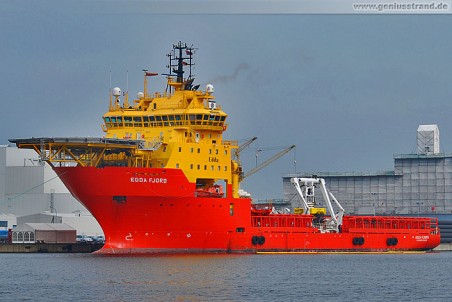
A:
251;214;439;234
342;216;439;232
251;215;314;229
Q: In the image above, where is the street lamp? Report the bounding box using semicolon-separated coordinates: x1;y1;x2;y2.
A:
50;206;58;223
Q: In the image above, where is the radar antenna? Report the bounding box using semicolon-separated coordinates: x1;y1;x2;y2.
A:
165;41;197;90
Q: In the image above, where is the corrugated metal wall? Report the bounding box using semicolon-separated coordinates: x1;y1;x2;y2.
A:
284;154;452;215
0;147;6;203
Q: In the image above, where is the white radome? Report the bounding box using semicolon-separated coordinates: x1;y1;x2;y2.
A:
112;87;122;97
206;84;214;93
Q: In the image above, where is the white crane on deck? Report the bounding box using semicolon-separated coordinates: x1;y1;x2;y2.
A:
291;177;345;233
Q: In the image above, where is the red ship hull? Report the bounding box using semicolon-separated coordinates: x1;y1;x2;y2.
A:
55;166;441;254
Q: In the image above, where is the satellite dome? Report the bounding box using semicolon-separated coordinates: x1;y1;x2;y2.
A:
137;92;144;99
112;87;121;97
206;84;214;93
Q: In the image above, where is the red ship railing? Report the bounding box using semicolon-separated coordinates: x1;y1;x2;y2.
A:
251;215;314;229
343;216;439;232
251;215;439;234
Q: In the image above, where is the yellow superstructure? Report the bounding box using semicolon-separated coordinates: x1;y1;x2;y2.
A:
101;42;241;197
10;42;244;198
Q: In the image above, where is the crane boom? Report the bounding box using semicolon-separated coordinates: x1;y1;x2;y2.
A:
234;137;257;161
242;145;295;180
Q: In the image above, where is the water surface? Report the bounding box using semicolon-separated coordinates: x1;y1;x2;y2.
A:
1;252;450;301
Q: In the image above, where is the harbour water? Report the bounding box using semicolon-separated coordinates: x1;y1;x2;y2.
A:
1;252;451;301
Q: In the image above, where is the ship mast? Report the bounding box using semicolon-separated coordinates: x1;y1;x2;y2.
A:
166;41;196;91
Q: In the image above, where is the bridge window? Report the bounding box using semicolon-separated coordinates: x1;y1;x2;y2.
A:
195;114;202;125
124;116;133;127
103;117;112;129
110;116;122;127
202;114;209;125
175;115;182;126
168;115;175;126
162;115;169;126
213;115;221;126
133;117;142;127
155;116;162;127
189;114;196;125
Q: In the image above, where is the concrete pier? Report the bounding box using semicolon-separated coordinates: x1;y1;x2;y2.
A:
0;243;103;253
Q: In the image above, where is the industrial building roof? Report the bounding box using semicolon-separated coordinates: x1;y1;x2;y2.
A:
13;223;75;232
285;171;398;178
394;153;452;159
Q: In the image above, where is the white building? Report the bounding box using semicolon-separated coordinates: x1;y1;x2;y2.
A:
0;145;102;235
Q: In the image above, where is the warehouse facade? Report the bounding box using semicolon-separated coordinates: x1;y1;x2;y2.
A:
283;125;452;216
0;145;103;235
284;154;452;215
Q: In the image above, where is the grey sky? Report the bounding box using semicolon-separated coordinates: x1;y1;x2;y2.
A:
1;2;452;199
